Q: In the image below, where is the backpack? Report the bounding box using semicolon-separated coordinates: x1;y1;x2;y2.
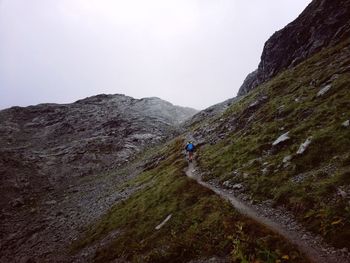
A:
187;143;194;151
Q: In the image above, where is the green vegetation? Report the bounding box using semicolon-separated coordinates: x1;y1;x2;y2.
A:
196;40;350;248
73;138;305;262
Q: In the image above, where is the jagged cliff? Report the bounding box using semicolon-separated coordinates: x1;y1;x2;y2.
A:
238;0;350;96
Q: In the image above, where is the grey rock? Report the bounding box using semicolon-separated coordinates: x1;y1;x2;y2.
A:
10;197;25;207
237;69;259;96
223;180;232;188
261;168;269;175
232;183;243;190
337;188;347;199
272;131;290;146
283;155;292;163
297;137;312;155
317;84;332;97
342;119;349;128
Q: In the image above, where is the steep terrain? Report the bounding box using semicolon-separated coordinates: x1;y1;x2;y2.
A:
191;39;350;254
238;0;350;96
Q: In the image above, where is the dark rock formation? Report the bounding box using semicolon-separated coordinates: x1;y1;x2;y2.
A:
238;0;350;96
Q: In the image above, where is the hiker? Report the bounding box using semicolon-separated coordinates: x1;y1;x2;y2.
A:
185;141;195;162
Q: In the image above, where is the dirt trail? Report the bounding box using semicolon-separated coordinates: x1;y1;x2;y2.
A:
186;162;350;263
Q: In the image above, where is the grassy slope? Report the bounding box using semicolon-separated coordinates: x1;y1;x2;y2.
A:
73;138;305;262
196;40;350;248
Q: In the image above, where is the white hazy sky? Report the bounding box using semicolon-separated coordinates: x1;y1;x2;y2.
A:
0;0;312;110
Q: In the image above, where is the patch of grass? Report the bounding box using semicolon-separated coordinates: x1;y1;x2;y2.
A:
72;138;305;262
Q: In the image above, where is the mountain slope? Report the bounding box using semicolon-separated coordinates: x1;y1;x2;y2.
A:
191;39;350;251
72;138;305;262
0;94;197;262
0;94;196;203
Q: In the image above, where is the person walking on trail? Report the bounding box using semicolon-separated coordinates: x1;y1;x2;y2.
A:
185;141;195;162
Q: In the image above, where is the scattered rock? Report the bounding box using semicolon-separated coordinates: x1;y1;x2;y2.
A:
341;120;349;128
297;137;312;155
261;168;269;175
283;155;292;163
291;173;309;183
272;132;290;146
155;214;172;230
45;200;57;205
232;170;240;177
340;248;349;254
223;180;231;188
247;96;268;110
232;183;243;190
337;188;347;199
317;84;332;97
10;197;25;208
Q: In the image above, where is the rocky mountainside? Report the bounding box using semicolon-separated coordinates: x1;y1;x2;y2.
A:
238;0;350;96
0;94;197;262
0;94;196;208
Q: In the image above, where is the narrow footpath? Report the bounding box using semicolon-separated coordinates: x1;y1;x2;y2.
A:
186;162;350;263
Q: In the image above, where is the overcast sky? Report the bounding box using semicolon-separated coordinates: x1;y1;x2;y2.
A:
0;0;312;110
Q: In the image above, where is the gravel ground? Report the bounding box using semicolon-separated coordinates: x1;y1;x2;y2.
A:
0;164;143;263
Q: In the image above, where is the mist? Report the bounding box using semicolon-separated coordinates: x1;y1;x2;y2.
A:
0;0;312;110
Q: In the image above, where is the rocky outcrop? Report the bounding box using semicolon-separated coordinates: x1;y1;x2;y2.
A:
237;69;258;96
238;0;350;96
183;97;237;129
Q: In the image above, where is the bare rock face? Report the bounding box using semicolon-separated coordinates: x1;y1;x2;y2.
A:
238;0;350;96
0;94;197;211
237;69;258;96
